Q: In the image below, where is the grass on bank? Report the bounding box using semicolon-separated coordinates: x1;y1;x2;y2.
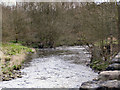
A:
90;59;109;71
0;42;35;77
94;39;118;47
90;39;118;71
2;42;34;56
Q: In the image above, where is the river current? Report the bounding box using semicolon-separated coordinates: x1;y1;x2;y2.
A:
0;46;98;88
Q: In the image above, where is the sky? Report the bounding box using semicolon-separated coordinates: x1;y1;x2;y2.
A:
0;0;119;2
0;0;16;2
0;0;119;6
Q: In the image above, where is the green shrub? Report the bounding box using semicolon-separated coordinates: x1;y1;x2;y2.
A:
12;65;17;70
90;59;109;71
2;43;33;55
12;64;22;70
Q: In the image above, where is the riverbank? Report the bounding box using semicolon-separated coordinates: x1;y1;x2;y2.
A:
80;52;120;89
0;46;98;88
0;42;36;81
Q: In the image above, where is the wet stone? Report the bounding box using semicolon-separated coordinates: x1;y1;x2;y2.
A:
10;75;14;79
80;81;100;89
16;74;22;78
40;77;47;80
8;78;12;80
98;71;120;81
115;53;120;58
35;77;48;80
106;63;120;70
100;80;120;89
2;77;10;81
111;58;120;64
93;77;100;81
80;80;120;89
66;76;70;78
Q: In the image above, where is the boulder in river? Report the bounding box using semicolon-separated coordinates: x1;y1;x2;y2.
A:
98;71;120;81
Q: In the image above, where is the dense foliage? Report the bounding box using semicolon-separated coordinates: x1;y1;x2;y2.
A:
2;2;118;47
1;2;119;71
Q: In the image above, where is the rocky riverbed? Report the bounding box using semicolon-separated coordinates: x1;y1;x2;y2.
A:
0;46;98;89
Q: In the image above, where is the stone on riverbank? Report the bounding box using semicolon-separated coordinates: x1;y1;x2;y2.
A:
100;80;120;88
106;63;120;70
98;71;120;81
80;80;120;89
2;70;22;81
80;52;120;89
80;81;100;89
115;53;120;58
0;50;4;81
111;58;120;64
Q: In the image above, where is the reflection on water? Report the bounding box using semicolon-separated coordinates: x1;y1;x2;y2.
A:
0;46;98;88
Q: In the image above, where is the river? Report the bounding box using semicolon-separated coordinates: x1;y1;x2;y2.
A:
0;46;98;88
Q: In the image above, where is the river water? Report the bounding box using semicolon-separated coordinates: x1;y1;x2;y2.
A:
0;46;98;88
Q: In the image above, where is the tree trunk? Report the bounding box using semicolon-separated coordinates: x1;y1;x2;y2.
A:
110;34;113;55
117;2;120;52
